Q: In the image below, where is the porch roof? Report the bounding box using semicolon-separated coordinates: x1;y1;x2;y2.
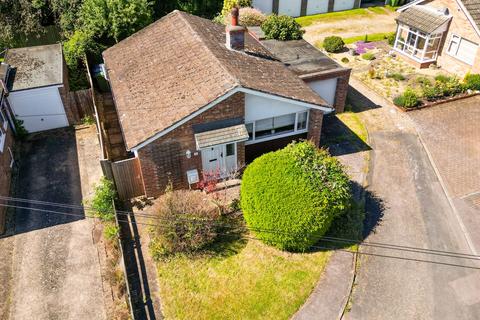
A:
194;124;249;149
396;6;451;34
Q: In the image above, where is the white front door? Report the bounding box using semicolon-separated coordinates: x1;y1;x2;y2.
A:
201;143;237;177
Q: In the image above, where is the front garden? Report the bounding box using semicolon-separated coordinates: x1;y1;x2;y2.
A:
316;33;480;110
145;141;363;319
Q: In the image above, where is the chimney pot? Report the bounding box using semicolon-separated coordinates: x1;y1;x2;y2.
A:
231;7;239;26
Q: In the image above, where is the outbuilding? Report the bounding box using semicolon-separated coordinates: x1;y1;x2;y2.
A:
252;0;361;17
5;44;74;133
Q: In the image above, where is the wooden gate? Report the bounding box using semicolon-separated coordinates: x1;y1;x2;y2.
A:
111;158;145;200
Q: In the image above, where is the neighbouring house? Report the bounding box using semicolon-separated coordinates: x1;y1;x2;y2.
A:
252;0;361;17
0;63;16;234
394;0;480;75
101;10;348;197
4;44;75;133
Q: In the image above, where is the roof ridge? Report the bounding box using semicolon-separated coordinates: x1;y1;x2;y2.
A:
176;11;240;91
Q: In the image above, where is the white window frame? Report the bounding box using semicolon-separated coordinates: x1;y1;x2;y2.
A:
446;34;478;66
245;110;309;145
393;25;443;63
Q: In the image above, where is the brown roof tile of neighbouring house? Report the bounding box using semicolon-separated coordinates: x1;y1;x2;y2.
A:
462;0;480;30
396;5;451;34
103;10;329;150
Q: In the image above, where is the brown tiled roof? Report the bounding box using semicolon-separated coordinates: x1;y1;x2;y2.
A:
462;0;480;30
103;10;329;150
396;5;451;34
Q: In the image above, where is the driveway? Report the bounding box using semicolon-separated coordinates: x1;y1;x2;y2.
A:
3;128;106;320
409;96;480;254
344;79;480;320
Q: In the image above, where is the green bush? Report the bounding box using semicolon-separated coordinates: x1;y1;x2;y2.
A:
464;73;480;91
261;14;304;41
394;87;419;108
386;72;405;81
439;77;464;96
416;76;432;86
89;177;117;221
386;32;396;46
422;84;444;101
323;36;345;53
341;57;350;63
103;223;120;241
149;189;221;258
434;74;451;83
362;52;375;60
14;119;29;141
240;141;351;252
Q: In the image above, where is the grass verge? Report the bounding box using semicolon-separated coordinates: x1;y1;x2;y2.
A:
343;33;391;44
155;236;331;320
296;6;395;27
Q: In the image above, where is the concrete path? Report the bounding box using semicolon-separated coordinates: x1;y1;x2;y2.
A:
4;127;106;320
343;78;480;320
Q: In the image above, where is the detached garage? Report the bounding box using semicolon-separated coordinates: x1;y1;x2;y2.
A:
4;44;72;133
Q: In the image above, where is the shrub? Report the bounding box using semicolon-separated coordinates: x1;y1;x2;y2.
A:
464;73;480;91
394;87;419;108
386;32;396;46
104;223;120;241
14;119;29;141
323;36;345;53
439;77;464;96
81;115;95;125
416;76;432;86
225;7;266;26
149;190;221;258
261;14;304;41
434;74;451;83
422;84;444;101
386;72;405;81
240;141;351;252
362;52;375;60
89;177;117;221
341;57;350;63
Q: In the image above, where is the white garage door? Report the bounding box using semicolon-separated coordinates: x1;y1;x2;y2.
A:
8;86;68;133
307;0;329;15
253;0;273;15
308;78;338;106
333;0;355;12
278;0;302;17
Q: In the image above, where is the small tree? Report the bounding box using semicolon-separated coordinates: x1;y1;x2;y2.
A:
323;36;345;53
241;141;351;251
149;189;222;259
261;14;304;41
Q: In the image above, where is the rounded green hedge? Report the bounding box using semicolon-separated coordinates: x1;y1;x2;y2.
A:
323;36;345;53
261;14;304;41
240;141;351;251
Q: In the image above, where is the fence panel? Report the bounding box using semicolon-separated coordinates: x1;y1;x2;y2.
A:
111;158;144;200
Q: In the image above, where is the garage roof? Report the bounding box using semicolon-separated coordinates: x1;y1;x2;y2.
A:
248;27;349;77
5;44;63;91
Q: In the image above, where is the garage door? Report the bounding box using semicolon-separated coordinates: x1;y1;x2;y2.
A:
307;0;329;15
8;86;68;133
307;78;338;105
278;0;302;17
333;0;355;12
253;0;273;15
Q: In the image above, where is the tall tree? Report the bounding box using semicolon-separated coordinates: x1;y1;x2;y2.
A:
0;0;43;46
107;0;153;42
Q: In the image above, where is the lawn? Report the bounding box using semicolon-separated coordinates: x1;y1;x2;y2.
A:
337;111;368;143
156;236;331;320
296;6;396;27
343;32;393;45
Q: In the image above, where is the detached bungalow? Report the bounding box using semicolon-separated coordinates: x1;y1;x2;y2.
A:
102;10;339;197
394;0;480;75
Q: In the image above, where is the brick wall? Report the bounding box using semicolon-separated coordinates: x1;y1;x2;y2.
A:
429;0;480;76
58;57;77;125
0;125;14;234
307;108;324;146
137;93;245;197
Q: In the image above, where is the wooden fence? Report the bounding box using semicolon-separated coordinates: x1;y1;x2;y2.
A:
102;158;145;200
68;89;95;123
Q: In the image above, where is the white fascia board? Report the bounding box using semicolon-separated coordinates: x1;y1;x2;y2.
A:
130;86;333;153
455;0;480;38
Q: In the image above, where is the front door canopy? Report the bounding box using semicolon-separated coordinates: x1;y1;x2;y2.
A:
194;124;249;150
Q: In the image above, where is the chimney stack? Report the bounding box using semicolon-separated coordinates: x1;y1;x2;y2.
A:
226;7;246;51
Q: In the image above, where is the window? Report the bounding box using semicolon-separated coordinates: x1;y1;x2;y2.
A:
447;35;478;65
245;110;309;143
226;143;235;156
297;112;308;130
0;109;7;153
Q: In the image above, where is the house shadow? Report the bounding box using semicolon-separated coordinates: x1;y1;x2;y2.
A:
346;85;383;113
321;114;371;157
1;128;85;238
